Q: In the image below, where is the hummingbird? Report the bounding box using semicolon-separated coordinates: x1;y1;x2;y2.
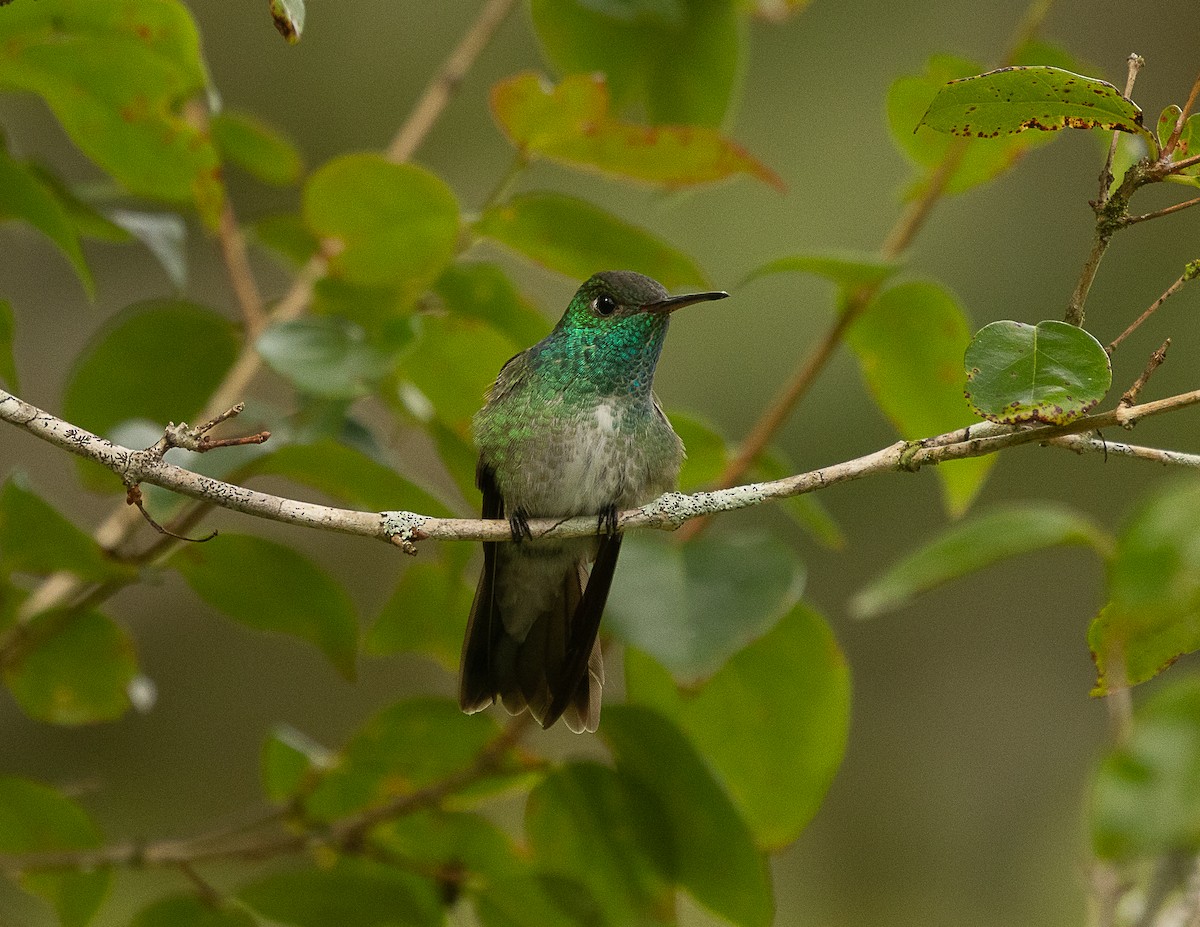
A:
458;271;729;732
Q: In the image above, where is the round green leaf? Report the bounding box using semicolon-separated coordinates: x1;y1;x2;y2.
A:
476;192;709;290
601;706;774;927
964;319;1111;425
525;762;673;925
62;300;240;439
605;532;804;683
400;316;519;427
240;857;442;927
211;109;304;186
131;895;258;927
257;317;405;400
303;154;458;295
0;776;110;927
434;262;550;347
4;609;136;725
365;557;472;668
1091;675;1200;859
740;251;901;290
169;534;359;679
472;874;609;927
372;809;523;883
261;724;331;803
848;281;990;515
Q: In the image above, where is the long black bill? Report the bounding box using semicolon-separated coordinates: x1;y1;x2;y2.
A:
643;290;729;314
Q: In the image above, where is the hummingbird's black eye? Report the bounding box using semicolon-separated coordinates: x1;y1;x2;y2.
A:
594;294;617;316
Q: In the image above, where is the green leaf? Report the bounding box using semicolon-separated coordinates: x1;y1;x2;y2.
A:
261;724;331;803
964;319;1112;425
0;776;111;927
1090;482;1200;694
257;316;408;400
240;857;441;927
602;705;774;927
372;809;523;882
0;479;127;582
170;534;359;679
525;762;673;924
365;557;472;668
473;874;610;927
303;698;501;821
401;315;519;427
303;154;458;296
269;0;305;43
434;262;550;347
669;412;728;492
309;278;412;335
1091;675;1200;859
491;71;779;187
0;145;92;295
750;449;846;550
607;532;803;682
847;280;991;515
477;192;709;289
628;605;849;850
130;895;259;927
888;55;1058;196
62;300;240;439
108;211;188;291
0;0;223;223
853;503;1111;619
528;1;743;127
741;251;900;290
919;66;1145;138
4;608;136;725
240;440;450;515
211;109;304;186
1158;105;1200;181
251;213;319;267
0;299;16;389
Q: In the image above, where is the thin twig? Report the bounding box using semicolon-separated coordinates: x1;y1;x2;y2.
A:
1161;68;1200;159
1124;195;1200;226
385;0;519;163
1109;262;1199;353
1046;431;1200;469
679;0;1053;542
0;715;530;873
1119;339;1171;405
217;202;267;335
1098;54;1146;205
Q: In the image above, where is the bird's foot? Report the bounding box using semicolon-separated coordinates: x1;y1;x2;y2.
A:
597;503;620;537
509;507;533;543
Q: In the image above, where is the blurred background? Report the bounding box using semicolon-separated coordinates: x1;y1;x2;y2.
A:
2;0;1199;924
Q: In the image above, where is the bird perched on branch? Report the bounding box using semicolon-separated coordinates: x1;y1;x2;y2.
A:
459;270;728;732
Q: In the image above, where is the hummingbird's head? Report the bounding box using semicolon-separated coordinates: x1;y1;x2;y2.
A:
563;271;729;331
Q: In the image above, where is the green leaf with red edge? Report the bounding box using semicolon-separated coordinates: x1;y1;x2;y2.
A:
0;145;93;295
211;109;304;186
0;776;111;927
1157;105;1200;185
4;608;137;725
1090;481;1200;695
529;0;743;127
491;72;781;190
888;55;1060;197
303;154;459;296
0;0;223;225
476;192;709;289
130;895;259;927
847;280;992;516
919;66;1145;138
169;534;359;680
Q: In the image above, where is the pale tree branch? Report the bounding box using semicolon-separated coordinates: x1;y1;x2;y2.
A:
5;384;1200;559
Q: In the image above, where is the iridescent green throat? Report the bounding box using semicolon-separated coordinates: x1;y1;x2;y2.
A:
527;311;669;400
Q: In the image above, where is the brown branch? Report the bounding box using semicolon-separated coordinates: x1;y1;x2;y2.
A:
1098;54;1146;205
1161;67;1200;159
217;202;267;335
1124;195;1200;226
0;716;530;874
1118;339;1171;406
